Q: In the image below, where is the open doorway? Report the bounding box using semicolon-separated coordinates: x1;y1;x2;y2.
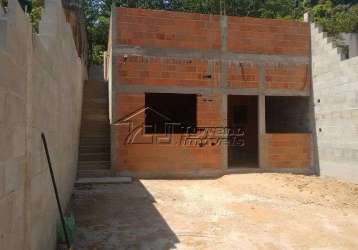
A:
228;95;258;168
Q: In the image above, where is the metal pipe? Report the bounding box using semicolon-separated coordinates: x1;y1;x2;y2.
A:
41;133;71;249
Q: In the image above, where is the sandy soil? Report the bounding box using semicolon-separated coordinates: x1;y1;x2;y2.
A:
73;174;358;250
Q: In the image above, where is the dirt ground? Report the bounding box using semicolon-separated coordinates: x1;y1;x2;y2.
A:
73;174;358;250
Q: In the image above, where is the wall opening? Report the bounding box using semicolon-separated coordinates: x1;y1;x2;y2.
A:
228;95;258;168
145;93;197;133
266;96;311;133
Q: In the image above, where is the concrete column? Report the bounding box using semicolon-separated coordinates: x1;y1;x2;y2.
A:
221;94;228;170
220;15;228;170
258;66;266;168
258;95;266;168
220;15;228;53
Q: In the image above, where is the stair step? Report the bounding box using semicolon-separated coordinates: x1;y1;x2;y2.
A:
82;110;108;115
79;142;110;147
79;145;109;149
79;137;110;144
80;132;110;137
81;114;109;121
76;176;132;185
80;131;110;136
78;76;110;174
80;123;110;127
80;127;110;132
80;140;110;143
79;152;110;161
79;144;110;149
78;161;110;170
79;149;110;154
83;98;108;104
77;169;113;178
85;79;107;85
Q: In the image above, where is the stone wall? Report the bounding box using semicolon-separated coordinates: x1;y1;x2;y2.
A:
310;19;358;183
0;0;84;249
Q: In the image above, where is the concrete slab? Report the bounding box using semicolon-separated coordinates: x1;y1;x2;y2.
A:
73;173;358;249
75;176;132;185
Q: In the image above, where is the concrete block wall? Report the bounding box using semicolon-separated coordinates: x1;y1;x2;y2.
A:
339;33;358;58
0;0;84;249
310;20;358;183
109;7;314;177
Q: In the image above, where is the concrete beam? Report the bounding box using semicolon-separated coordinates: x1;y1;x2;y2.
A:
115;83;310;97
113;46;310;66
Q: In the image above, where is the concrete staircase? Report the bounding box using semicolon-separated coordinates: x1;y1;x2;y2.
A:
310;22;348;61
78;66;111;178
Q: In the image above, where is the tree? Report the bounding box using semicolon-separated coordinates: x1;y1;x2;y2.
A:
311;0;358;34
83;0;358;65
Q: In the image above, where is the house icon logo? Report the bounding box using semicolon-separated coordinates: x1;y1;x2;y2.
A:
112;106;181;144
113;106;172;124
111;106;244;147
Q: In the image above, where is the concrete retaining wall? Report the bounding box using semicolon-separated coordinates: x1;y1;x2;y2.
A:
0;0;84;249
310;20;358;183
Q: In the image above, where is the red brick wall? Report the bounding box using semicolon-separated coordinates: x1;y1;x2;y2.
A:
227;17;310;56
265;65;310;91
113;7;312;175
117;56;311;91
114;93;223;176
116;7;310;56
116;8;221;50
227;63;259;88
264;134;312;168
118;56;220;87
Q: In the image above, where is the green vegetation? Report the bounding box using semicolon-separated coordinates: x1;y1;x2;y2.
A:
311;0;358;34
3;0;357;64
84;0;358;64
83;0;112;64
0;0;6;8
2;0;44;32
30;0;43;32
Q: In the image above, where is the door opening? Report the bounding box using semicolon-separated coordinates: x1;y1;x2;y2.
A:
228;95;258;168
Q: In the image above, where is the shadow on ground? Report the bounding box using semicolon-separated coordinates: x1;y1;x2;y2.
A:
73;174;358;249
73;181;179;250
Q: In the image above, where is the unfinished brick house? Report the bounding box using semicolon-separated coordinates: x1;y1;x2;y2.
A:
105;7;314;178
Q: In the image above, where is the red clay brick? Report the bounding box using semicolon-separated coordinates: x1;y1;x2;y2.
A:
227;16;310;56
265;65;310;91
117;55;220;87
113;8;313;176
264;134;312;168
227;63;259;89
114;93;223;173
116;8;221;50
